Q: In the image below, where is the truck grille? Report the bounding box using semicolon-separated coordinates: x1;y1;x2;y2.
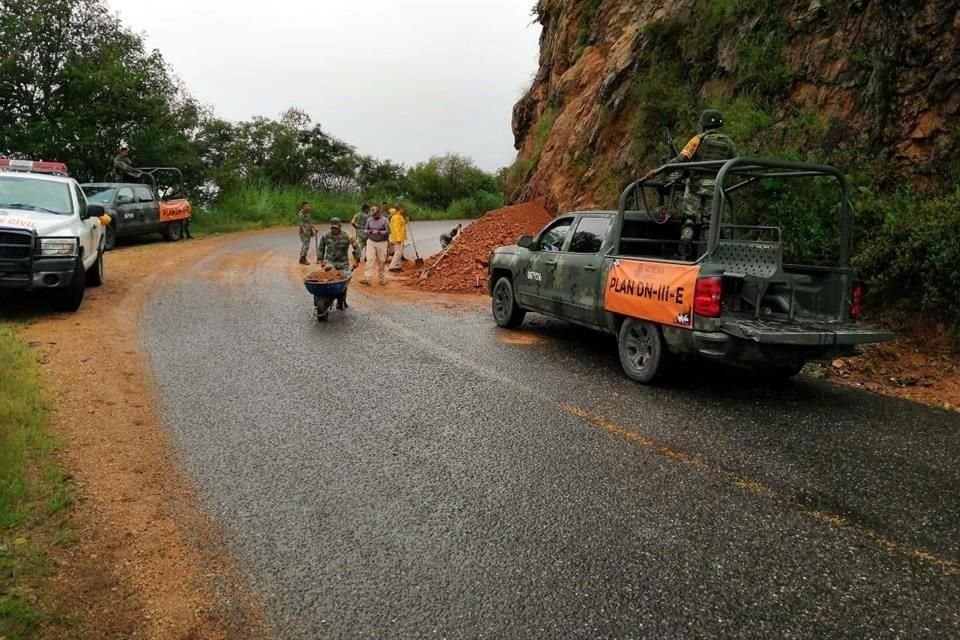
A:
0;229;34;276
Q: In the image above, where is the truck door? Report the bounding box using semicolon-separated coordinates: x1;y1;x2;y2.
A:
514;216;574;314
134;186;158;232
72;184;97;265
114;186;138;232
555;215;613;325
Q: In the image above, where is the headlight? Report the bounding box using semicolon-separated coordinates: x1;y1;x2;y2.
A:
38;238;79;257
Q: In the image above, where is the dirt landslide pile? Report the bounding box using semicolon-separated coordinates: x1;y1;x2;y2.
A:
304;268;348;283
417;201;552;294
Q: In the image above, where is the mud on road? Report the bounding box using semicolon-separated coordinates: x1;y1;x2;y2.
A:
6;236;270;639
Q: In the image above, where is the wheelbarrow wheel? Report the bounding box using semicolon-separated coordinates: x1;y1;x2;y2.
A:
315;296;333;322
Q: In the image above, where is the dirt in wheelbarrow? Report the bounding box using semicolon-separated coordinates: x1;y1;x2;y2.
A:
305;268;348;283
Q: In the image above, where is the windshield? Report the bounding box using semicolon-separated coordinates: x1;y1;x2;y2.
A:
0;176;73;216
82;185;117;205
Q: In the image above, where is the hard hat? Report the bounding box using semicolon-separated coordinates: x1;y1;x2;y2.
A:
700;109;724;128
329;217;342;227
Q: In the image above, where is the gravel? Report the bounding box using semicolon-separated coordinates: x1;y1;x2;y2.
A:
144;229;960;639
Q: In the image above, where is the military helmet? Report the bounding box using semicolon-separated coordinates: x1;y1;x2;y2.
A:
700;109;724;129
329;217;342;228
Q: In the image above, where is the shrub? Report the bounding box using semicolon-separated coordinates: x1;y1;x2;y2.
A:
447;191;505;219
853;188;960;325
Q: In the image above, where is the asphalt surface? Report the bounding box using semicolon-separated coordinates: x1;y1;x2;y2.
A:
143;225;960;639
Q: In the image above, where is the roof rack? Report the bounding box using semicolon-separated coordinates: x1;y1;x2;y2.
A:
0;158;70;176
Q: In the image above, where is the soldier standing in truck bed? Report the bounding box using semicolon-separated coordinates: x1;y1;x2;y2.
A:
110;146;141;182
649;109;738;258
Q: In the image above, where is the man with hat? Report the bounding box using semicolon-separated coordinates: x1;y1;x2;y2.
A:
317;218;360;310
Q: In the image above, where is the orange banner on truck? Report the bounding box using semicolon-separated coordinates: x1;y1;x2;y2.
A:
158;199;192;222
603;259;700;330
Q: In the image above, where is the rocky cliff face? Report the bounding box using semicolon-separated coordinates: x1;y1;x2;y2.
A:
509;0;959;212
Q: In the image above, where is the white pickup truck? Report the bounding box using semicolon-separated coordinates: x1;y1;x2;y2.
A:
0;159;107;312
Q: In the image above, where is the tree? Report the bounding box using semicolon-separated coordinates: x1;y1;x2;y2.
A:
405;154;499;209
0;0;198;182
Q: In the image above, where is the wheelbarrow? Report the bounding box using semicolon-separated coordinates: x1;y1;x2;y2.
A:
303;270;351;322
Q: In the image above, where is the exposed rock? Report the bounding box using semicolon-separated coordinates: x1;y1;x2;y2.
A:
511;0;960;211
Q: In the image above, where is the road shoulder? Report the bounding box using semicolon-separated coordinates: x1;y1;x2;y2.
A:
10;236;270;638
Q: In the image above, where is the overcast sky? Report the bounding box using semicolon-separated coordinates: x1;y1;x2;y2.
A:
108;0;541;171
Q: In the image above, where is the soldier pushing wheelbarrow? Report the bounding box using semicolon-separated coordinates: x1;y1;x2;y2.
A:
304;217;361;317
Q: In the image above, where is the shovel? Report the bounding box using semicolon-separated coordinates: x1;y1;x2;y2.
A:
419;240;456;280
408;227;425;266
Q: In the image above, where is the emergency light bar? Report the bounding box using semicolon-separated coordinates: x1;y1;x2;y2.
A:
0;158;69;176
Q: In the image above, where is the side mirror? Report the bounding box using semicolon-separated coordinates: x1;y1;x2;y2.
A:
83;204;105;220
116;195;133;205
517;235;534;249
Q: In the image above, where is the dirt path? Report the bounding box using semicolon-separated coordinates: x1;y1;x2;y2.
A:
14;235;270;639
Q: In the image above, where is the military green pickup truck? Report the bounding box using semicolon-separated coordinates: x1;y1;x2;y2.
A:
488;158;893;383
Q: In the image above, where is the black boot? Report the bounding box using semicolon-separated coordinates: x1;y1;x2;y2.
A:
299;256;309;265
337;293;348;310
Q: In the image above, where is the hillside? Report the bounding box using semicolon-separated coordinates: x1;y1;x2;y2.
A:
507;0;958;211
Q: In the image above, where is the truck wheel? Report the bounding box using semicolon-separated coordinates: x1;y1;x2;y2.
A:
492;277;525;328
104;223;116;251
86;243;104;287
618;318;668;384
51;257;86;312
162;221;183;242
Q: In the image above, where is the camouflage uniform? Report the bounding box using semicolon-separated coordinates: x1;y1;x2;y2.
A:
679;131;738;220
298;209;315;261
111;153;139;182
351;210;370;259
318;230;360;270
318;221;360;308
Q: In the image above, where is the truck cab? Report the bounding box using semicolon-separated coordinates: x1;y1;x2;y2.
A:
0;159;106;311
489;157;893;383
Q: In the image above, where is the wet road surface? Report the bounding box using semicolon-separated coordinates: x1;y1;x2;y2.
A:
143;227;960;639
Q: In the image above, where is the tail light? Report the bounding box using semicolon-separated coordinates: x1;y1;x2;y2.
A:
694;276;722;317
850;281;864;320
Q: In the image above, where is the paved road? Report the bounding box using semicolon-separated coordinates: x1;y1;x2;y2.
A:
144;228;960;639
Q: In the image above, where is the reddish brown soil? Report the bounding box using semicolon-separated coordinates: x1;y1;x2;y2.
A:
305;268;348;283
811;316;960;412
414;201;553;294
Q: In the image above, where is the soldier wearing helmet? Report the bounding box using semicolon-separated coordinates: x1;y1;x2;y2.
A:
648;109;738;258
317;217;360;310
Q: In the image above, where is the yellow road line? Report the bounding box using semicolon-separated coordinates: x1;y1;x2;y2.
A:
562;404;960;576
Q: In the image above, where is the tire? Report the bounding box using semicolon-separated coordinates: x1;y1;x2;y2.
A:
104;223;116;251
618;318;669;384
86;243;104;287
316;297;332;322
51;257;86;312
491;276;525;328
162;220;183;242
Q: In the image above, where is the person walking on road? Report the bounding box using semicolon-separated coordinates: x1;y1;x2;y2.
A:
297;201;316;265
317;218;360;310
388;205;408;272
361;207;390;285
351;203;371;261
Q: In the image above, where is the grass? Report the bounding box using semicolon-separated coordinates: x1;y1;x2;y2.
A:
194;185;462;235
0;324;71;639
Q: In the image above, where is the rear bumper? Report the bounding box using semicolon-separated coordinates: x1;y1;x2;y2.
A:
686;317;893;365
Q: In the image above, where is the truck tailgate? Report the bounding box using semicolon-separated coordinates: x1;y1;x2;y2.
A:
721;316;893;346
